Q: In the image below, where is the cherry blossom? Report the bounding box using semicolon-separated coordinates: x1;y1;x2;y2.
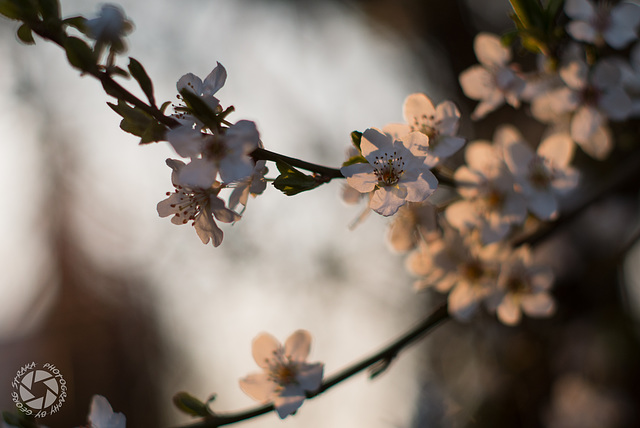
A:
459;32;526;120
157;159;240;247
85;4;133;53
564;0;640;49
239;330;324;419
501;127;579;221
383;93;465;167
485;246;556;325
340;128;438;217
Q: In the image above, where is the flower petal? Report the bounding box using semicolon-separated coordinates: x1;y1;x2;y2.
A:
284;330;312;362
342;163;377;193
239;373;276;402
252;332;281;368
474;32;510;67
297;362;324;392
89;395;126;428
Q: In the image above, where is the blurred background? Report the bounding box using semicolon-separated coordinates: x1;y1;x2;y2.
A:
1;0;640;427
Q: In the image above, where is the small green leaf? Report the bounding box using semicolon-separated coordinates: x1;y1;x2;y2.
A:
173;392;212;418
350;130;363;151
0;0;22;20
139;120;167;145
342;154;368;168
273;162;322;196
108;100;154;137
128;57;156;106
63;36;96;71
16;23;35;45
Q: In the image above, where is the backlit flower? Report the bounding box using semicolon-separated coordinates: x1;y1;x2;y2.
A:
340;128;438;216
565;0;640;49
239;330;324;419
85;395;126;428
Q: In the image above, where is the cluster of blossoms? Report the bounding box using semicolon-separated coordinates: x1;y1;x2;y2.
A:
157;63;268;246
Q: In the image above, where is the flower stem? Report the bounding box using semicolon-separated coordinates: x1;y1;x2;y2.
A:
177;303;449;428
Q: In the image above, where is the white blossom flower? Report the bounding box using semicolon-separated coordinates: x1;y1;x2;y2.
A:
157;159;240;247
340;128;438;217
459;32;526;120
486;246;556;325
85;395;126;428
531;55;632;159
172;120;261;189
85;4;133;53
502;126;579;220
387;201;439;252
174;63;227;127
407;226;506;321
445;138;527;244
239;330;324;419
228;159;268;211
565;0;640;49
383;93;465;167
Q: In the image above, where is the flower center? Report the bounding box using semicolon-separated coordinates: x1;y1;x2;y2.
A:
411;116;438;140
203;134;228;160
266;349;299;387
506;276;531;294
461;260;484;282
528;156;553;190
167;185;212;224
372;151;405;186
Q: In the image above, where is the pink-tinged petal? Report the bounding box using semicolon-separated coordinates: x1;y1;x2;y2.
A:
459;66;495;101
567;21;597;44
497;295;522;326
435;101;461;135
342;164;377;193
502;193;528;224
531;268;555;291
503;138;534;178
448;283;482;321
454;166;482;199
465;141;502;173
606;4;640;49
157;193;181;218
560;59;588;90
599;86;632;121
297;363;324;391
360;128;392;159
239;373;276;402
471;96;504;121
538;133;575;167
481;218;511;244
592;60;622;90
273;391;305;419
564;0;595;21
370;187;406;216
474;32;510;67
571;106;603;145
400;131;431;159
194;209;223;246
445;201;477;231
431;136;466;161
531;89;578;122
219;156;254;183
166;126;205;158
202;62;227;96
574;124;612;160
403;169;438;203
284;330;312;362
528;189;558;220
227;120;261;153
89;395;126;428
179;159;218;189
252;332;281;368
177;72;203;94
403;93;436;123
521;292;556;318
209;196;241;223
382;123;411;140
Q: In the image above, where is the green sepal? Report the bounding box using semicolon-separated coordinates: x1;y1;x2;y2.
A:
342;154;368;168
16;23;35;44
0;0;23;20
350;130;363;151
128;57;156;106
173;392;212;418
273;162;322;196
107;99;166;144
63;36;97;72
179;88;218;130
